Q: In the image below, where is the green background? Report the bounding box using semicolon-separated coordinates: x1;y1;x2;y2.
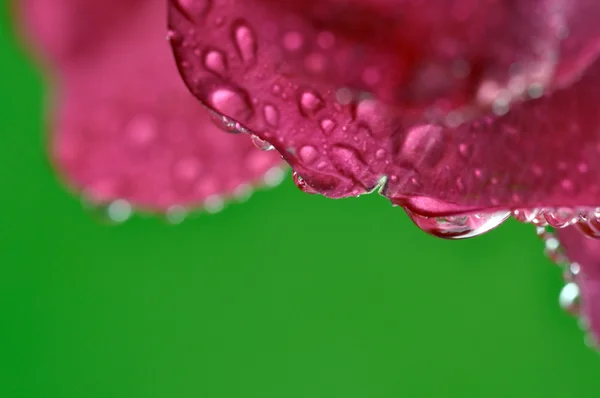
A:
2;4;600;397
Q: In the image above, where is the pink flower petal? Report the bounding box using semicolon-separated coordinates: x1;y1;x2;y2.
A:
169;0;600;216
19;0;282;212
557;226;600;344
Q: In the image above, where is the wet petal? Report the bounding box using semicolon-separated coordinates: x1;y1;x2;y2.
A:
557;226;600;344
20;0;282;212
169;0;600;216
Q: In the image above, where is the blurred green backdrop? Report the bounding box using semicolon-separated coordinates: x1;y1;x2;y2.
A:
1;4;600;398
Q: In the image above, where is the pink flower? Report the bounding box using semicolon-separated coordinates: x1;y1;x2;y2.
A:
18;0;284;219
167;1;600;344
18;0;600;346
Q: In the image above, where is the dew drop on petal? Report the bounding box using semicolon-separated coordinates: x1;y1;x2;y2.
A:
292;172;318;194
232;20;257;66
209;86;254;123
559;282;580;315
298;90;324;117
204;194;225;214
203;49;228;75
107;199;132;223
166;205;188;224
298;145;318;164
263;104;280;127
405;209;511;239
544;207;579;228
251;134;274;151
319;118;336;135
263;167;286;187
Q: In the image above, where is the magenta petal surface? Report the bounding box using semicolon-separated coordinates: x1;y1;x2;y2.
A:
558;227;600;343
169;0;600;215
20;0;282;211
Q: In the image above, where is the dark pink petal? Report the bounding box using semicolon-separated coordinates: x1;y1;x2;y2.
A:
169;0;600;216
20;0;282;212
557;226;600;344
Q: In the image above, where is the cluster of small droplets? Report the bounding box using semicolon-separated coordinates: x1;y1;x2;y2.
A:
513;207;600;238
536;226;598;349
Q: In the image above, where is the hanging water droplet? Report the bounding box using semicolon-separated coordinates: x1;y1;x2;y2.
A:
210;112;246;134
544;207;578;228
166;205;188;224
203;194;225;214
292;172;318;194
251;135;274;151
232;20;257;65
578;209;600;238
375;148;387;160
512;208;541;223
559;282;580;315
405;209;511;239
107;199;133;223
263;167;286;187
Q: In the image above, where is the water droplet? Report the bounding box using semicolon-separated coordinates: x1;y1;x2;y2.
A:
209;86;254;122
166;205;188;224
232;20;257;65
210;112;245;134
298;90;324;117
203;49;228;75
559;282;580;315
578;210;600;238
401;124;445;168
512;208;541;223
405;209;511;239
319;118;336;135
375;149;387;160
263;104;280;127
292;172;318;194
263;167;286;187
204;194;225;214
251;135;274;151
107;199;133;223
298;145;318;164
544;208;578;228
233;183;253;203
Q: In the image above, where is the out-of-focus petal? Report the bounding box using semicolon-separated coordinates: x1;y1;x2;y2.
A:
20;0;283;212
